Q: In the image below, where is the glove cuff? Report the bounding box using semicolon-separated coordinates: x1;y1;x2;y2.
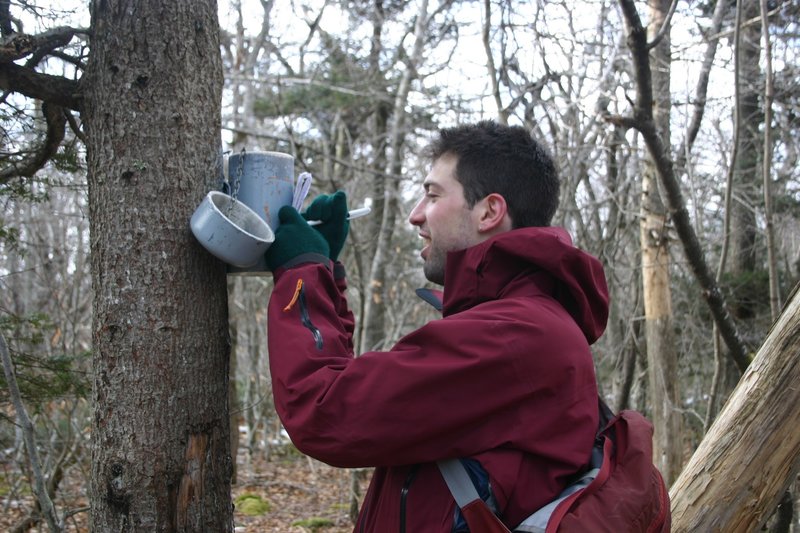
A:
272;252;331;272
333;261;346;280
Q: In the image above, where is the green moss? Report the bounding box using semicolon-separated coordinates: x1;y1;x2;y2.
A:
291;517;335;530
234;493;271;516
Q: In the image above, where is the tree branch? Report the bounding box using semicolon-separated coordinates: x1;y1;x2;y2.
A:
646;0;679;51
670;285;800;530
0;61;80;109
0;102;66;184
615;0;751;373
0;0;19;38
65;109;86;143
0;25;84;110
0;26;82;62
605;113;637;130
482;0;507;124
674;0;728;173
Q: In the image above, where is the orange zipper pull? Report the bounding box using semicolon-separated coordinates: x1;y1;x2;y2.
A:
283;278;304;312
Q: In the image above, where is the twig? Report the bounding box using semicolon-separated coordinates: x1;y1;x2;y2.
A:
64;109;86;144
63;506;90;519
646;0;679;51
674;0;729;172
0;332;62;533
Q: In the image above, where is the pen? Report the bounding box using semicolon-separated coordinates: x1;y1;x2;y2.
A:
307;207;371;226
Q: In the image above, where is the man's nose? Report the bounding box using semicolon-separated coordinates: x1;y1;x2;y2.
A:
408;198;425;226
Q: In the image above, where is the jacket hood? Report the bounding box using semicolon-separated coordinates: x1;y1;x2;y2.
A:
441;227;609;343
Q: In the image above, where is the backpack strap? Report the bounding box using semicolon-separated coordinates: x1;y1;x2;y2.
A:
512;466;601;532
437;459;511;532
438;397;612;533
437;458;481;508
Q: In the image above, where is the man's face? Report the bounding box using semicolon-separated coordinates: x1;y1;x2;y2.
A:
408;153;482;285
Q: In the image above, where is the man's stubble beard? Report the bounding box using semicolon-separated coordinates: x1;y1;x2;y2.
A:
423;249;446;286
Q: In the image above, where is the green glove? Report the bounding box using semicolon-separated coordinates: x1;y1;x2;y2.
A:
302;191;349;261
265;206;330;271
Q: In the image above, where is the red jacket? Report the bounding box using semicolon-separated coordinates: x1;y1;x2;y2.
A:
267;227;609;532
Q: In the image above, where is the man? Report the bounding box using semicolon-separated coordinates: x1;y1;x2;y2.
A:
264;120;609;532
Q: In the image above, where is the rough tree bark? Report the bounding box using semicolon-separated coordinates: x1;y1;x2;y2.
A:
83;1;232;531
669;285;800;531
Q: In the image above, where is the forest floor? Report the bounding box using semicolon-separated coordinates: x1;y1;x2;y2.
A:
1;445;369;533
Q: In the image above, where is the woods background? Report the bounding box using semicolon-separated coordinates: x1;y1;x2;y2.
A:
0;0;799;531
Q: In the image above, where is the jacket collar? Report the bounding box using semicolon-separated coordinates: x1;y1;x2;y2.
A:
417;227;609;343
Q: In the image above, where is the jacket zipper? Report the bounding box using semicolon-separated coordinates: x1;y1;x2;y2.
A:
358;502;368;533
298;287;323;349
399;465;419;533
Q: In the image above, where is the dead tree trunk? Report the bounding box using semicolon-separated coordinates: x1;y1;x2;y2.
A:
640;0;682;486
669;285;800;532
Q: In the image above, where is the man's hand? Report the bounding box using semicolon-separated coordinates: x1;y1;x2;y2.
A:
265;206;330;271
302;191;349;261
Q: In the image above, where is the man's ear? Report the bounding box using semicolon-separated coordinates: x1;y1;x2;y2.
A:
477;193;512;234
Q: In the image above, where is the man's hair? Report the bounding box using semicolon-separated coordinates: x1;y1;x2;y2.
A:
425;120;559;227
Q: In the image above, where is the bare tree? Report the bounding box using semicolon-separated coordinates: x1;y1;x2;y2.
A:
727;0;764;339
613;0;751;374
758;0;780;320
639;0;682;485
361;0;432;352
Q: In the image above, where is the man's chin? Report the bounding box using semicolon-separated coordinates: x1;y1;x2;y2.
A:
423;262;445;286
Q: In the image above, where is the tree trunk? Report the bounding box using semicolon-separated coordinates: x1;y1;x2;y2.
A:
360;0;390;353
640;0;682;486
729;0;762;322
759;0;780;320
707;0;764;437
83;1;232;531
669;285;800;532
482;0;508;124
361;0;429;352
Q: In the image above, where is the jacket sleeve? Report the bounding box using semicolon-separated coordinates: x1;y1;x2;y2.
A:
267;262;597;469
